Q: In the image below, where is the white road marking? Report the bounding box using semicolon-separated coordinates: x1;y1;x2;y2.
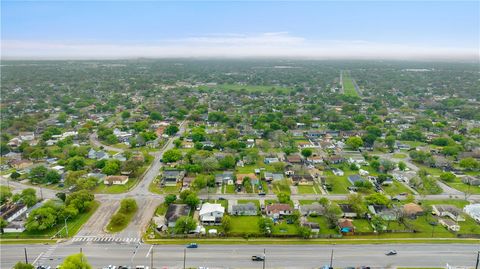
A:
146;245;153;258
32;252;44;265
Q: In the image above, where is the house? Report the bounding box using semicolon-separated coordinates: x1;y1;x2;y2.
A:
9;159;33;170
359;169;369;176
463;204;480;222
236;173;258;186
183;141;194;149
199;203;225;225
332;168;344;176
461;176;480;186
230;202;257;216
19;132;35;141
215;171;234;186
439;218;460;232
432;205;465;222
325;155;345;164
165;204;191;227
368;205;397;221
182;176;195;188
4;220;26;233
302;221;320;233
264;172;284;182
307;156;323;164
162;170;185;186
88;149;110;160
347;174;365;185
299;203;325;216
339;204;357;218
264;157;280;164
0;203;27;222
292;174;315;186
338;218;355;235
104;175;129;185
113;153;127;162
286;154;303;164
403;203;424;218
265;204;293;219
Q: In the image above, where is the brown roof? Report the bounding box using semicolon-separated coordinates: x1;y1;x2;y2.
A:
403;203;424;215
236;173;258;181
104;175;128;183
266;203;292;213
286;154;302;163
338;218;354;228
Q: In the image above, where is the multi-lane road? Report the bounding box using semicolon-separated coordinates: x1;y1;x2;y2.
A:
1;242;479;268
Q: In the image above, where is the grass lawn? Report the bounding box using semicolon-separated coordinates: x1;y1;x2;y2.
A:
443;178;480;194
238;200;260;208
106;208;137;233
155;202;168;216
307;216;339;235
383;181;413;196
272;179;291;195
95;178;138;194
272;222;298;236
399;140;427;148
324;170;351;194
225;184;236;194
353;219;373;232
230;216;262;235
0;201;100;239
421;199;470;209
392;153;407;159
149;180;181;194
342;71;359;97
298;200;318;205
297;185;317;194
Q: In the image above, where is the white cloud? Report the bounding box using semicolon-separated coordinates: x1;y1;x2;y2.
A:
1;32;478;61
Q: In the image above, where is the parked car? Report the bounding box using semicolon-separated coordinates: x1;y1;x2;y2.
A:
258;191;266;196
186;243;198;248
385;250;397;256
251;255;265;261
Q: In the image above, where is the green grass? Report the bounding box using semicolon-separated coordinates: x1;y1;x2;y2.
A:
198;84;292;94
298;200;318;205
442;177;480;194
392;153;407;159
149;180;182;194
342;71;359;97
155;202;168;216
353;219;373;232
230;216;262;235
0;201;100;239
382;181;413;196
225;185;236;194
106;208;137;233
272;179;291;195
237;200;260;208
0;239;57;244
307;216;339;235
324;170;351;194
297;185;317;194
272;222;298;236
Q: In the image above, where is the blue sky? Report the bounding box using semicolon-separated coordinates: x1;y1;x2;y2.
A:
1;1;479;60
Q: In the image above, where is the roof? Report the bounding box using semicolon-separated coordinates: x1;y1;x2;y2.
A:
348;175;365;184
266;203;292;213
231;202;257;212
433;204;461;214
236;173;258;181
338;218;354;228
286;154;302;163
199;203;225;216
403;203;424;215
104;175;128;183
165;204;191;222
339;204;355;213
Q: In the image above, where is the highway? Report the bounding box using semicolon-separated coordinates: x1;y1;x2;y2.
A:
1;243;478;268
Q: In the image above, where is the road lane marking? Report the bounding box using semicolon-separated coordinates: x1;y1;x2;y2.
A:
146;245;153;257
32;252;44;265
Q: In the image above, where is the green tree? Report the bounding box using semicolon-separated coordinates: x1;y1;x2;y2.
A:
121;111;131;119
12;188;37;207
347;193;366;216
110;213;127;226
165;194;177;205
346;136;364;150
162;149;182;163
58;253;92;269
65;190;94;212
460;158;479;171
440;172;456;182
102;159;121;175
398;161;407;171
277;192;290;203
13;262;34;269
45;170;61;183
0;186;12;205
25;206;57;231
184;193;200;208
150;111;162;121
300;148;313;158
258;217;274;235
222;215;232;234
298;226;312;239
384;135;396;152
0;217;8;234
165;125;179;136
371;215;386;233
120;198;137;214
174;216;196;234
365;193;391;207
67;156;86;171
10;171;21;180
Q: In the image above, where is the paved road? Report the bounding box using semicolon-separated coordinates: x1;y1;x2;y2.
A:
90;132;125;153
2;243;478;269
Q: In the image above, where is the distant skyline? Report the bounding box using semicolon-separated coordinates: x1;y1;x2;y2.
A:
1;1;479;61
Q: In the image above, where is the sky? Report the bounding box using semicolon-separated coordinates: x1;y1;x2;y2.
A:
1;1;479;60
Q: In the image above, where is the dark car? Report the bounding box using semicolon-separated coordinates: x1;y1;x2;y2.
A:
218;197;226;200
186;243;198;248
258;192;266;196
251;255;265;261
385;250;397;256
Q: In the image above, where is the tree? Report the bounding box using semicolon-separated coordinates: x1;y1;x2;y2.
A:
10;171;21;180
301;148;313;158
347;193;366;216
459;158;479;171
440;172;456;182
371;215;386;233
12;188;37;207
58;253;92;269
25;206;57;231
110;213;127;226
29;166;48;183
150;111;162;121
324;203;341;228
67;156;86;171
365;193;391;207
162;149;182;163
0;217;7;234
45;170;61;184
56;192;67;202
120;198;137;214
0;186;12;205
102;159;121;175
165;125;179;136
398;161;407;171
179;189;193;201
121;111;131;119
174;216;196;234
184;193;200;209
165;194;177;205
222;215;232;234
346;136;364;150
219;155;236;169
258;217;274;235
298;226;312;238
65;190;94;212
13;262;34;269
277;192;290;203
385;135;396;152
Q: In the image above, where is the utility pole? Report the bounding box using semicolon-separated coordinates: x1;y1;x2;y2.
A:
150;245;154;269
64;217;69;238
329;249;334;269
183;248;186;269
475;250;479;269
262;248;266;269
24;248;28;264
40;186;44;200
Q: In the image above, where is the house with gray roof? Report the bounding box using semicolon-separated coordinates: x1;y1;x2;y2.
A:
230;202;257;216
299;203;325;216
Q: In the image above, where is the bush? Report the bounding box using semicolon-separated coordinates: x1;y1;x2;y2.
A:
111;213;127;226
120;198;137;214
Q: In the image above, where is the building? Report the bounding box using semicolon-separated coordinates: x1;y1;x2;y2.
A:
9;159;33;170
403;203;424;218
165;204;191;228
299;203;325;216
439;218;460;232
230;202;257;216
339;204;357;218
432;205;465;222
104;175;129;185
0;203;27;222
162;170;185;186
215;171;234;186
348;175;365;185
265;204;293;219
463;204;480;222
338;218;355;235
199;203;225;225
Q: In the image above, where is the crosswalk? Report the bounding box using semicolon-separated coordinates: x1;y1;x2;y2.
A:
35;244;58;266
72;236;141;244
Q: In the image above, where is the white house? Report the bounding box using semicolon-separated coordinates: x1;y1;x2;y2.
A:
199;203;225;225
464;204;480;222
439;218;460;232
104;175;129;185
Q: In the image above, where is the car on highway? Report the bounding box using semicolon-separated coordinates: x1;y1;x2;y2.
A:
385;250;397;256
251;255;265;261
258;191;266;196
186;243;198;248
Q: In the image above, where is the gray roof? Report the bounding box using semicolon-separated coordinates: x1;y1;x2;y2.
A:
231;202;257;212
